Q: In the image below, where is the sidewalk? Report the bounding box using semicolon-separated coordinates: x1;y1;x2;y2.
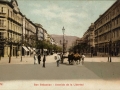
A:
0;56;34;65
84;57;120;62
0;54;56;65
0;54;120;65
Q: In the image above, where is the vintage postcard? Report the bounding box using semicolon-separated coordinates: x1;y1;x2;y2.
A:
0;0;120;90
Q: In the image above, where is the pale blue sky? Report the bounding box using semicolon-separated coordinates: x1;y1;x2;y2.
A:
11;0;116;37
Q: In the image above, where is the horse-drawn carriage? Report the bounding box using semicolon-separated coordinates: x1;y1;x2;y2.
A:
60;52;84;65
68;52;81;65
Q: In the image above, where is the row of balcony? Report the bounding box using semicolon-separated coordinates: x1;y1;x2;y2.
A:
0;12;22;25
0;13;6;18
95;8;120;30
95;22;120;37
0;26;6;29
95;34;120;44
8;15;22;25
25;27;36;33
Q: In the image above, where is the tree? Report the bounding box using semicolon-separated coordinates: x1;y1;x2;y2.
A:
36;40;49;49
52;44;62;52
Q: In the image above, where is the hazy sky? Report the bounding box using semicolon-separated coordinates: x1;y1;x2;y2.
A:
11;0;116;37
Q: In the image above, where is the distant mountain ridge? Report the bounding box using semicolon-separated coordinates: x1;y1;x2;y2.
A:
51;34;79;49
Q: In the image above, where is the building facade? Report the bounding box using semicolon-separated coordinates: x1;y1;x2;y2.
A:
22;17;36;56
77;23;95;56
0;0;23;57
35;23;44;41
94;0;120;56
43;29;48;41
0;0;37;57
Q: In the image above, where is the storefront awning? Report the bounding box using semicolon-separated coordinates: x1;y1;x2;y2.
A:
22;46;29;51
28;47;33;52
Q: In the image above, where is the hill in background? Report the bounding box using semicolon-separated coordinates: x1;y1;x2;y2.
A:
51;34;80;50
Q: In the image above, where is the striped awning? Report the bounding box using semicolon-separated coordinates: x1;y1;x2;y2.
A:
22;46;29;51
28;47;33;52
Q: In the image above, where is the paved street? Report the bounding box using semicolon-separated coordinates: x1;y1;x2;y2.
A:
0;54;120;90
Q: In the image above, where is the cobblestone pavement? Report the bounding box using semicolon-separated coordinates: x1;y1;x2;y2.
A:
0;54;120;90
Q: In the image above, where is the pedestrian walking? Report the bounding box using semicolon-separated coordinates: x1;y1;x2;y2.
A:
56;53;61;67
34;54;38;65
54;53;61;67
38;53;41;64
81;53;85;65
43;55;46;68
33;50;36;56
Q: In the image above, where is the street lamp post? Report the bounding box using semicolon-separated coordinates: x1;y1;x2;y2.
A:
61;27;65;64
20;24;23;62
108;40;112;62
16;41;18;58
60;27;68;63
20;42;22;62
62;27;65;54
108;12;112;62
8;38;12;63
17;40;22;62
20;31;23;62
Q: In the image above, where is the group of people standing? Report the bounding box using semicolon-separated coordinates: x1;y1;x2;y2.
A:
68;52;85;65
33;50;85;67
33;50;46;68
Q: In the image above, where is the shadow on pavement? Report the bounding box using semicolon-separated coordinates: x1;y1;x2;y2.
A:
0;62;120;81
84;62;120;80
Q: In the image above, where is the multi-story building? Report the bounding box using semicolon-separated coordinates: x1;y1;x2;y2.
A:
50;37;56;45
88;23;95;56
22;17;36;56
0;0;37;57
35;23;44;53
0;0;57;57
43;29;48;41
0;0;23;57
35;23;44;41
94;0;120;56
80;23;94;55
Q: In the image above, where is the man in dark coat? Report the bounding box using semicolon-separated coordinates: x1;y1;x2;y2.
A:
38;53;41;64
68;52;71;64
70;52;74;64
43;55;46;68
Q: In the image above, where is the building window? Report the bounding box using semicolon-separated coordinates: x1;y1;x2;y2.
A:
0;7;3;13
114;19;116;26
0;7;6;13
0;19;5;27
2;7;3;12
8;9;9;16
11;11;12;18
104;35;106;40
117;29;119;37
0;32;4;39
0;7;1;12
117;18;118;24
